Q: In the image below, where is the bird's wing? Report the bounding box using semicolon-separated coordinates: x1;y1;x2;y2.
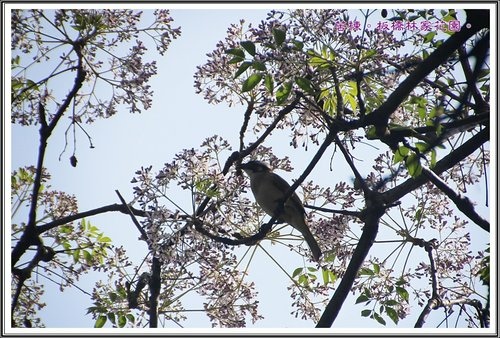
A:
271;173;306;214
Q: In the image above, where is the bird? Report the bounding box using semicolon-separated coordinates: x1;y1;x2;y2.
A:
238;160;322;261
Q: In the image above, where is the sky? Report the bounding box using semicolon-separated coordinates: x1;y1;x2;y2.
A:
7;4;493;331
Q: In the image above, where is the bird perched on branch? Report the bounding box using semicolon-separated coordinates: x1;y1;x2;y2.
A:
238;160;322;261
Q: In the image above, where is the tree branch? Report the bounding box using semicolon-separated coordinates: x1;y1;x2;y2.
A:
316;203;384;327
12;44;87;269
148;257;161;328
115;190;150;242
363;10;488;132
35;203;147;235
381;127;489;208
422;167;489;232
304;204;361;218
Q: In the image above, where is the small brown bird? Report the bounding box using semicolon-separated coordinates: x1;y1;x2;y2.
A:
239;160;322;261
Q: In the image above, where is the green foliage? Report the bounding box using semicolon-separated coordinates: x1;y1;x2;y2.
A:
321;268;337;285
272;27;286;46
355;264;410;326
11;78;39;102
240;40;256;56
72;11;107;33
295;77;315;95
292;266;320;289
88;285;134;328
194;178;220;198
242;73;263;92
264;74;274;94
477;246;490;286
276;82;293;105
234;61;252;79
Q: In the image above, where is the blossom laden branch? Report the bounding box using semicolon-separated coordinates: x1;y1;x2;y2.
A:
422;167;489;232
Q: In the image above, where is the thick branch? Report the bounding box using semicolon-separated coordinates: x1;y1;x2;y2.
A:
316;204;383;327
12;51;87;268
148;257;161;328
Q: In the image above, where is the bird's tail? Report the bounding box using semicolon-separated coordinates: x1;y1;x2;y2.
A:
300;224;322;262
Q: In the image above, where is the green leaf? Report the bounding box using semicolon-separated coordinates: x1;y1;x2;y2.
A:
356;294;370;304
415;142;428;153
126;314;135;324
292;39;304;50
83;250;93;264
372;263;380;274
322;269;330;284
384;299;399;306
396;286;409;302
309;56;328;68
292;267;303;278
405;153;422;177
415;208;423;222
251;61;266;71
60;225;73;234
98;236;112;243
298;274;308;286
359;267;374;276
393;146;409;164
109;292;117;302
424;31;436;43
11;55;21;68
361;309;372;317
242;73;262;92
396;277;406;286
240;40;256;56
386;306;399;324
73;248;80;263
430;149;437;168
323;252;336;263
373;312;386;326
264;74;274;94
272;28;286;46
94;315;107;328
295;76;314;95
118;314;127;328
365;126;378;140
276;82;292;105
363;49;377;59
117;285;128;299
234;61;252;79
107;312;116;325
328;270;337;283
226;48;245;58
228;56;244;64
